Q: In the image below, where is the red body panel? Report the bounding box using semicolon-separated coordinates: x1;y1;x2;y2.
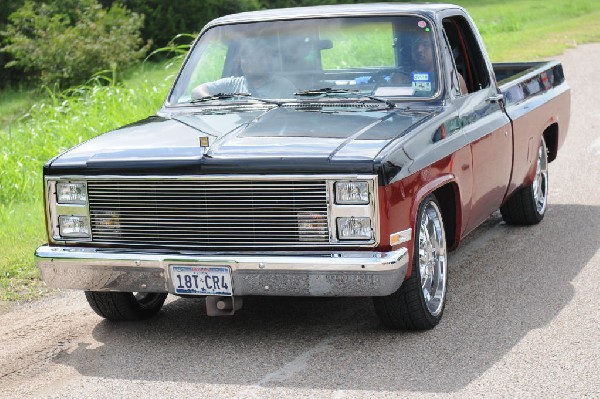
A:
379;146;472;278
506;90;571;197
377;86;570;281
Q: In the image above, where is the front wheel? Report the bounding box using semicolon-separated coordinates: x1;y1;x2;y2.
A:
501;136;549;225
85;291;168;321
373;194;448;330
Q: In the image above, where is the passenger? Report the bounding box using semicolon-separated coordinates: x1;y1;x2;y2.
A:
393;37;467;95
192;40;296;99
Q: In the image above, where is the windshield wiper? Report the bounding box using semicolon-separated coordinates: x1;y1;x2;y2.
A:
294;88;359;96
360;95;395;109
190;92;281;106
295;88;395;108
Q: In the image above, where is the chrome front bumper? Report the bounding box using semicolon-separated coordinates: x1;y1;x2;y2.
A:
35;245;409;297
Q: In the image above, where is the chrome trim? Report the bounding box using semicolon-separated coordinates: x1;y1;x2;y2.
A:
417;200;446;316
533;137;548;214
46;179;92;243
45;175;380;248
36;245;409;297
327;177;379;245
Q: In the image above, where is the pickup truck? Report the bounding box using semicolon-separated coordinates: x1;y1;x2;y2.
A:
36;3;570;330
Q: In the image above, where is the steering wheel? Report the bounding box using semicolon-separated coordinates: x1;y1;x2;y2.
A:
370;68;411;85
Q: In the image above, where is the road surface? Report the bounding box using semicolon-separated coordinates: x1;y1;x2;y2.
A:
1;43;599;399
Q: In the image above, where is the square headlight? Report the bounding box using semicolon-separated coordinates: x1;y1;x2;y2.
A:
56;182;87;204
335;181;369;204
337;217;372;240
59;215;90;238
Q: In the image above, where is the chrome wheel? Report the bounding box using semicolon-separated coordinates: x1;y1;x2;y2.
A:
418;200;447;316
372;194;448;330
532;138;548;215
500;136;549;225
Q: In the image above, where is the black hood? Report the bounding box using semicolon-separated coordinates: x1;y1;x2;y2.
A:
46;105;436;175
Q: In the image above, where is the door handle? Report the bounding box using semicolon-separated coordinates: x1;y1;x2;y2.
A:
487;93;504;103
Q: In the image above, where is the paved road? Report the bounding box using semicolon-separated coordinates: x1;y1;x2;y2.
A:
1;43;599;399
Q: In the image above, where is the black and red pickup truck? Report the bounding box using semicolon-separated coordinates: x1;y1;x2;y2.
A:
36;3;570;330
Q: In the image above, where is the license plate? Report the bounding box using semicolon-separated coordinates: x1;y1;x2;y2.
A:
169;265;233;296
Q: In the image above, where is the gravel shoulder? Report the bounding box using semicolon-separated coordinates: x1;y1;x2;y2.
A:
1;43;599;399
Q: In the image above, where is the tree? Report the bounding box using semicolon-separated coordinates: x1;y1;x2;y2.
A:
0;0;26;88
1;0;150;89
112;0;262;52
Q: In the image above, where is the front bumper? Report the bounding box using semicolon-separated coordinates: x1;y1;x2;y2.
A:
35;245;409;297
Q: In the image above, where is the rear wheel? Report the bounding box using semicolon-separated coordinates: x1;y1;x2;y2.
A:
373;194;448;330
501;137;548;225
85;291;168;321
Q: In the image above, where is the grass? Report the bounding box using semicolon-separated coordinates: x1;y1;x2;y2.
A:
0;203;48;305
1;0;600;303
0;88;36;137
0;59;181;302
462;0;600;60
0;60;181;204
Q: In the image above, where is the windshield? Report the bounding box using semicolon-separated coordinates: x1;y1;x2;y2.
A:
169;15;440;104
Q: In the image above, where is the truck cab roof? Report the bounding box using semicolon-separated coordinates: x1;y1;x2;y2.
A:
207;3;465;28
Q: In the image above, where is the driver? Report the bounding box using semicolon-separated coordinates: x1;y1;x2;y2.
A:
192;39;296;99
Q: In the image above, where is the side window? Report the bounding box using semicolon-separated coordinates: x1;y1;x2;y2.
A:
442;16;490;94
441;31;464;96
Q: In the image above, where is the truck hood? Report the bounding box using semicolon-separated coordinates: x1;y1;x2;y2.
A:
47;105;435;174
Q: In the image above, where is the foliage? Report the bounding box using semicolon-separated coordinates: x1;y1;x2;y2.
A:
0;0;26;88
145;33;197;61
0;58;180;301
99;0;262;53
1;0;150;89
0;60;179;204
0;202;47;303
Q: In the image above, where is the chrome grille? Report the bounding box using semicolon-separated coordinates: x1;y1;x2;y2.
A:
87;179;329;249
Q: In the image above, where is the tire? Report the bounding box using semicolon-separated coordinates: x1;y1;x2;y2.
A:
501;137;548;225
85;291;168;321
373;194;448;330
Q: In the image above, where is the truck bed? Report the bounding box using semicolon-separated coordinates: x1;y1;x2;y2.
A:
493;60;570;190
493;61;567;106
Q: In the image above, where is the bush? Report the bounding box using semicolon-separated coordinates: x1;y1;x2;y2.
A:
107;0;262;53
1;0;150;89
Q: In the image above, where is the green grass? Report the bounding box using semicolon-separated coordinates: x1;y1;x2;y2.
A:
1;0;600;303
0;60;181;205
461;0;600;61
0;88;36;137
0;203;48;304
0;59;181;302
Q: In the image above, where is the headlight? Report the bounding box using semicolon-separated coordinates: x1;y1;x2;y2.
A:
58;215;90;238
56;182;87;204
335;181;369;204
337;217;372;240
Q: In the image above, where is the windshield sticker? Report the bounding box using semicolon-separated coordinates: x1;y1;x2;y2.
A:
418;20;431;32
412;72;430;81
413;81;432;91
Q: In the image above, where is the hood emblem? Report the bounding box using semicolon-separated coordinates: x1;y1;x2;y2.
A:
199;137;210;148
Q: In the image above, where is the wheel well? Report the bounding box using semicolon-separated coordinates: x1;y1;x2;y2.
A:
432;183;458;250
543;123;559;162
